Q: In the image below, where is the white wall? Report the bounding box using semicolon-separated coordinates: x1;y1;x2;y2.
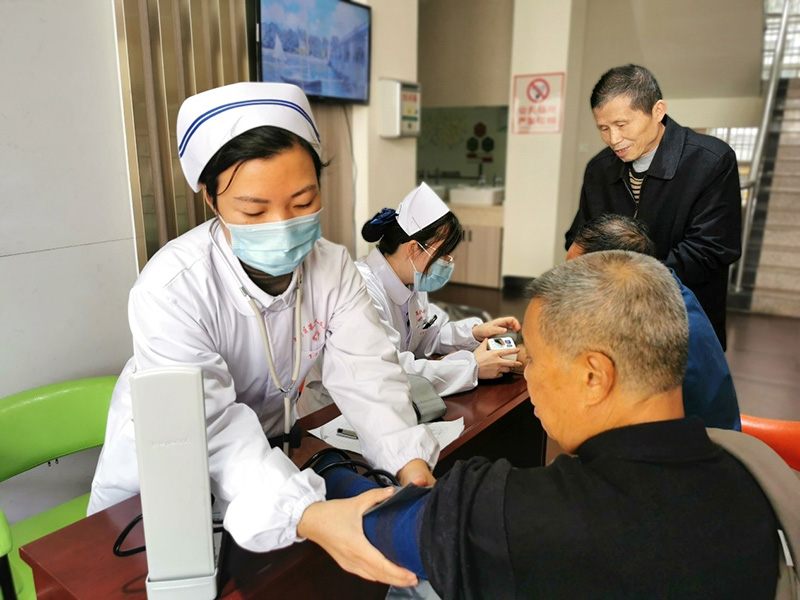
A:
353;0;420;259
502;0;587;279
659;97;764;130
0;0;137;397
418;0;514;107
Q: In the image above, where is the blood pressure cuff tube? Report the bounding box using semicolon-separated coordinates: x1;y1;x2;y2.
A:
313;453;430;578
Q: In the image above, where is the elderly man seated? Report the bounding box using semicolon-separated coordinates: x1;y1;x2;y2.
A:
303;251;778;599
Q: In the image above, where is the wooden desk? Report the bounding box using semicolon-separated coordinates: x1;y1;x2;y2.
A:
20;375;543;599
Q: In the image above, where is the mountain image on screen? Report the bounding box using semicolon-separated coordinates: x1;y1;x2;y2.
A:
259;0;370;103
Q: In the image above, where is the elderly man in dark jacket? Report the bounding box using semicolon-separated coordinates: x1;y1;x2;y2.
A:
565;64;741;349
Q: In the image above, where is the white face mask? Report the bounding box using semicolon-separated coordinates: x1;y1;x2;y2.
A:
219;210;322;275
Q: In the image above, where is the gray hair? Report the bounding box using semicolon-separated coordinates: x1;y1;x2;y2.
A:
527;251;688;395
590;64;662;112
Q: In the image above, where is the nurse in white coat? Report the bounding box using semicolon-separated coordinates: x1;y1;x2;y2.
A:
88;82;435;587
300;184;522;414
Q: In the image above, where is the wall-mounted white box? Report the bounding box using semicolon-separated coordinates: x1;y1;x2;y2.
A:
379;79;421;138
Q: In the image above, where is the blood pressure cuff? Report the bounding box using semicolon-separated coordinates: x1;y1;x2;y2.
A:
408;374;447;423
313;452;430;578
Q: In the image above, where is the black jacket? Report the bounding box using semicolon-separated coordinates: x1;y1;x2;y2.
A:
421;418;778;599
565;115;742;349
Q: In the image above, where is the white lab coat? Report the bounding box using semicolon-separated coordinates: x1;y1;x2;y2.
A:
299;249;481;415
88;221;439;553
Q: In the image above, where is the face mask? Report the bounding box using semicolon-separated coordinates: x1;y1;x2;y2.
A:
219;210;322;276
410;241;455;293
414;259;454;292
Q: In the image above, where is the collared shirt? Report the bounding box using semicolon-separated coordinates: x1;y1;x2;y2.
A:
632;145;658;172
363;248;416;350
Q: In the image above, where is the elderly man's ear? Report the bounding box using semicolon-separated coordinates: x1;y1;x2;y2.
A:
581;351;615;405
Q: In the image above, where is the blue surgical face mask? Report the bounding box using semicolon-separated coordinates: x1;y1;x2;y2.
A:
414;259;454;292
410;242;454;293
219;210;322;276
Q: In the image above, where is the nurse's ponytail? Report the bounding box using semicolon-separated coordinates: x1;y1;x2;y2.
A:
362;208;398;242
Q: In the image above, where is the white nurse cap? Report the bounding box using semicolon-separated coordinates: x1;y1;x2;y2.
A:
395;183;451;235
176;82;322;192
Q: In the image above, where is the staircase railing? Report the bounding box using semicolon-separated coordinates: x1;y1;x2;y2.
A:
735;0;792;292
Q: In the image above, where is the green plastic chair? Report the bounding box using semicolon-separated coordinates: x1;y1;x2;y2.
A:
0;376;116;600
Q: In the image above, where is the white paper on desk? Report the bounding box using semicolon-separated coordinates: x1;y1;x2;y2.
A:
425;419;465;451
307;415;465;455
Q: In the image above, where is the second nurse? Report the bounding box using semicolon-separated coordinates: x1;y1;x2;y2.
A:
301;183;521;414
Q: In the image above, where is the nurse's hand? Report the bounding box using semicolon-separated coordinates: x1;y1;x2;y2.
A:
474;339;523;379
471;316;521;341
297;489;419;587
397;458;436;487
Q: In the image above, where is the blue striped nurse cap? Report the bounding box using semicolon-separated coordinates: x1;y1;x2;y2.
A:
177;82;322;192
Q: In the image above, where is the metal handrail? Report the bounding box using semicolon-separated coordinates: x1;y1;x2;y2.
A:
735;0;793;292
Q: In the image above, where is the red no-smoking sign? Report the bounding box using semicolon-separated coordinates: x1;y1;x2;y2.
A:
527;78;550;103
513;73;564;134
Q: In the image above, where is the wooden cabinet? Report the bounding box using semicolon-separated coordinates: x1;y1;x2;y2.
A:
448;204;504;288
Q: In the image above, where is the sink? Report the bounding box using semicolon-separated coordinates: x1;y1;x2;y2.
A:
448;186;504;206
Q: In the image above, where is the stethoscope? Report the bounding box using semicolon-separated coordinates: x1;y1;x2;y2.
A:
208;218;302;456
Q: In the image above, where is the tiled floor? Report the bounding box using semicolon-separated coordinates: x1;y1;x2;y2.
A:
725;311;800;421
2;287;798;526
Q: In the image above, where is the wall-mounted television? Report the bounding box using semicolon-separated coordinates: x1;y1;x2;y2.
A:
256;0;371;104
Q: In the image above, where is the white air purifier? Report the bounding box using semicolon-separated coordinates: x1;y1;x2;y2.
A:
131;366;217;599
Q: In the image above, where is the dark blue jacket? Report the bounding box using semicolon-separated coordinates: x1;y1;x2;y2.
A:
676;271;741;430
